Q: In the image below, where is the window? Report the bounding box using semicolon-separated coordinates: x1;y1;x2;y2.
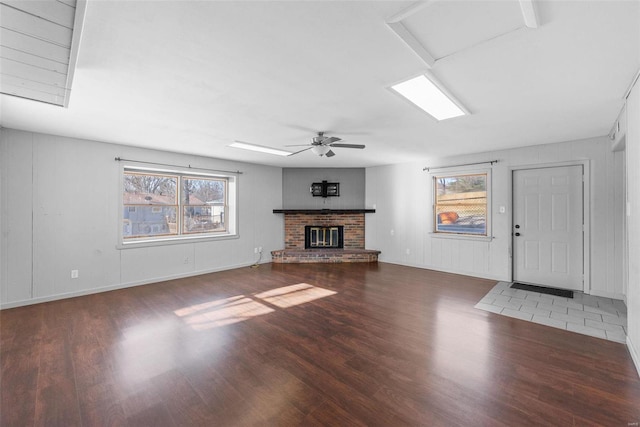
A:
182;176;227;234
122;167;236;243
434;172;488;236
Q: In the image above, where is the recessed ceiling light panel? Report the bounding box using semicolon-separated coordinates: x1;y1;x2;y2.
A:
229;141;292;156
391;74;467;121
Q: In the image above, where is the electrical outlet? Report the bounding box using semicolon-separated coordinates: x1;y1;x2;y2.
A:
405;248;410;255
71;270;79;279
390;229;394;236
254;247;258;254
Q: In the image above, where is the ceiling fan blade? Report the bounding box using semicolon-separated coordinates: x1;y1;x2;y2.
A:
329;143;365;149
288;146;314;156
321;136;341;145
284;144;313;147
325;149;336;158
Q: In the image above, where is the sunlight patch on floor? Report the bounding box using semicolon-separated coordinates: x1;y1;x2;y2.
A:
174;283;336;330
254;283;337;308
173;295;246;317
184;297;275;330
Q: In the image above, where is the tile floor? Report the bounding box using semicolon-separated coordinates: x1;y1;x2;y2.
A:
475;282;628;343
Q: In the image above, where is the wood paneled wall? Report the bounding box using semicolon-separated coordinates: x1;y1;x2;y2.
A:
0;129;284;308
366;136;625;300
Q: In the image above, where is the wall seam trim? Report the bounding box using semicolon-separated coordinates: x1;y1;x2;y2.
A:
30;133;35;299
626;335;640;379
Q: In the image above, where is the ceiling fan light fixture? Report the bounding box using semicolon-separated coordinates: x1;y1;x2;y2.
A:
311;145;331;156
229;141;292;156
391;74;467;121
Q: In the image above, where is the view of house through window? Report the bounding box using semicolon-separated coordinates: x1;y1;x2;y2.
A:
434;173;488;236
182;176;227;234
123;169;229;240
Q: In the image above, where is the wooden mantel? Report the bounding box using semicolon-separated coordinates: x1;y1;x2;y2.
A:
273;209;375;214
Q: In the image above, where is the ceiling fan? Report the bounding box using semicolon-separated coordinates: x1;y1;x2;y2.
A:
286;132;365;157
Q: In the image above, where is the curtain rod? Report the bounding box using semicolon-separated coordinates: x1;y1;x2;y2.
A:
423;160;498;172
114;157;243;175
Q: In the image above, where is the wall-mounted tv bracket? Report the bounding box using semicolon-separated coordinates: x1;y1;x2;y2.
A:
310;181;340;198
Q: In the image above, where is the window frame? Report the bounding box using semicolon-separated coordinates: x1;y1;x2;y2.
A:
431;168;492;240
118;165;239;248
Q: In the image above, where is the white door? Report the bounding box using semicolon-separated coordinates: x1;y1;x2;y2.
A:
513;165;583;290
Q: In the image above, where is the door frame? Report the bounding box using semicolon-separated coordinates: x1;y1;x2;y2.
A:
509;160;591;293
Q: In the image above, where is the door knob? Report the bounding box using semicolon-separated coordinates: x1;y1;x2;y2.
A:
515;232;521;236
515;224;520;229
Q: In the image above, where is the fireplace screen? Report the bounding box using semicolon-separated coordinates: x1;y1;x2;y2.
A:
305;226;344;249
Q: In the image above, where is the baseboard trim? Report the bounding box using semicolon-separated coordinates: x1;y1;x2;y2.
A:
0;261;267;310
627;335;640;379
380;260;505;282
588;289;626;301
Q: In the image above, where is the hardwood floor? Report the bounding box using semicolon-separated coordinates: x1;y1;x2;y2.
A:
1;262;639;426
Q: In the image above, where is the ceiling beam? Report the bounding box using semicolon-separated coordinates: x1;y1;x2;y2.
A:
386;21;435;68
64;0;87;107
623;68;640;100
519;0;539;29
386;0;437;24
386;2;438;68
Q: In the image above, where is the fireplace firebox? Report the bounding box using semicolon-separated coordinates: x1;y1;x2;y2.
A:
305;225;344;249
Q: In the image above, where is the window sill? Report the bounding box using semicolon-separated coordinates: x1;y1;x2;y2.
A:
117;233;239;249
430;232;493;242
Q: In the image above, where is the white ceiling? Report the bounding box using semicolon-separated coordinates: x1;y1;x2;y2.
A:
1;0;638;168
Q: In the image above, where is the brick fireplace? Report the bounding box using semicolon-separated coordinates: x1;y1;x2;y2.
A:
271;209;380;263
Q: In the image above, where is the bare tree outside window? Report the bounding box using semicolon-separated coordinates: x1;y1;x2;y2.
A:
124;173;177;197
123;171;228;239
182;177;227;234
123;172;178;238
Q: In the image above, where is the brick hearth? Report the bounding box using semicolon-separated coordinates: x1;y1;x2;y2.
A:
271;211;380;263
271;248;380;263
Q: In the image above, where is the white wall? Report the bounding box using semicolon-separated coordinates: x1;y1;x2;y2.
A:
282;168;365;209
0;128;283;308
613;149;627;299
366;136;623;299
625;76;640;373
